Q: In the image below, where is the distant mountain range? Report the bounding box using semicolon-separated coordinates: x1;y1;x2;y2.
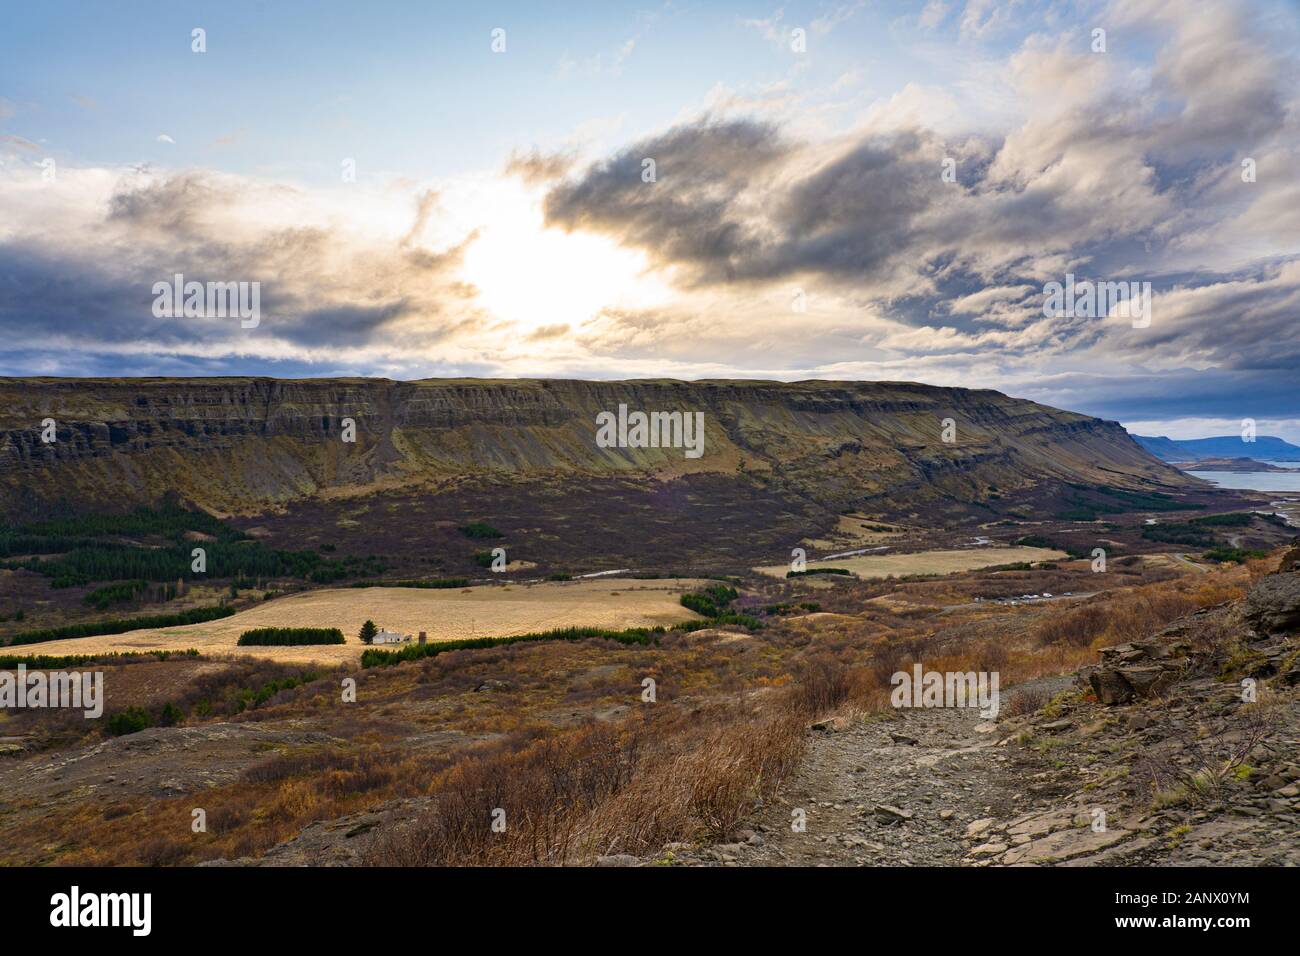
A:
1133;434;1300;462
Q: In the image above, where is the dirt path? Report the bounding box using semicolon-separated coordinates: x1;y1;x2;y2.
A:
664;679;1072;867
655;641;1300;868
1171;552;1210;573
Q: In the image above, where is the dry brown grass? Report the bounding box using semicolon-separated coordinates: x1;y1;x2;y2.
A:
5;547;1264;867
753;546;1067;580
16;578;706;665
1031;577;1245;652
361;659;853;866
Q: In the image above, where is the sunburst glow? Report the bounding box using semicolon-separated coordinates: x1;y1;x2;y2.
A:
460;182;668;331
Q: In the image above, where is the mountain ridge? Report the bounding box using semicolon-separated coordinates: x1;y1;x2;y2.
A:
0;377;1198;520
1134;433;1300;462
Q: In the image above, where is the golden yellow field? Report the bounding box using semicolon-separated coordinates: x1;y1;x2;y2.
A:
21;579;708;665
754;546;1068;581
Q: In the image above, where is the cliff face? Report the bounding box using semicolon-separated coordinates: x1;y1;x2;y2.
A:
0;377;1197;518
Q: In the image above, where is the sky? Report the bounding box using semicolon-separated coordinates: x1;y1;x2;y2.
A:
1;0;1298;440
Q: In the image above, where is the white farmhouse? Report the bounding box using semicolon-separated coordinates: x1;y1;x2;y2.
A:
372;629;412;645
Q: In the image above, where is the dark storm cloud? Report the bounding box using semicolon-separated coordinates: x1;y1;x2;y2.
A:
544;118;790;283
1022;366;1300;423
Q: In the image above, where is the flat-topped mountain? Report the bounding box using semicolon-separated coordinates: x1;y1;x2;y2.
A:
0;377;1197;521
1135;434;1300;462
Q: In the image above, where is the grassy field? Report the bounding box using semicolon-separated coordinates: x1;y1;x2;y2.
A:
13;578;708;664
753;546;1068;581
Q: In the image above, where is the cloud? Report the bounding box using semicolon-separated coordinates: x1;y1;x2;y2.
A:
536;0;1300;421
156;133;175;144
504;148;576;185
211;129;245;148
959;0;1026;40
1;134;40;153
2;0;1297;435
740;10;788;45
0;166;485;374
918;1;951;30
544;118;791;285
811;1;867;36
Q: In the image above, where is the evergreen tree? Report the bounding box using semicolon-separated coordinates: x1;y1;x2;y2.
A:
358;619;378;645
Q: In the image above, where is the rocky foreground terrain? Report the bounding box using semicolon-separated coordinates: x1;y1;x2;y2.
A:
149;549;1299;870
625;552;1300;867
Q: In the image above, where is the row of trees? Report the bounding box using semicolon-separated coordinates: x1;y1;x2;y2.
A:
237;627;345;646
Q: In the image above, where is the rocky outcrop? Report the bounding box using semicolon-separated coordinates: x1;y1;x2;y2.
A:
1079;572;1300;706
1245;576;1300;635
0;377;1197;519
1076;621;1196;705
1245;552;1300;634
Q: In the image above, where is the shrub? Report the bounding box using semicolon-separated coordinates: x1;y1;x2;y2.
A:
678;586;761;630
6;605;235;647
349;578;468;589
1189;512;1255;527
361;625;664;668
1034;604;1112;648
459;521;503;540
237;627;345;646
0;648;199;669
107;707;153;736
673;613;763;632
786;567;851;578
232;671;322;710
83;580;149;610
1203;547;1268;564
1142;523;1217;547
680;585;739;617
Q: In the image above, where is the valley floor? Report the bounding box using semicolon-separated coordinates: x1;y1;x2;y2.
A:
16;578;705;665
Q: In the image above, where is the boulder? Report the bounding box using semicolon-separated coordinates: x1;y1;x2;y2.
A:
1245;573;1300;635
1101;643;1149;665
873;804;913;823
1277;542;1300;573
1086;666;1135;705
1118;665;1169;697
1083;660;1180;705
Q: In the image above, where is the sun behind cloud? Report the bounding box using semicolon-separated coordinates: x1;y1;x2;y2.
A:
459;179;669;332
